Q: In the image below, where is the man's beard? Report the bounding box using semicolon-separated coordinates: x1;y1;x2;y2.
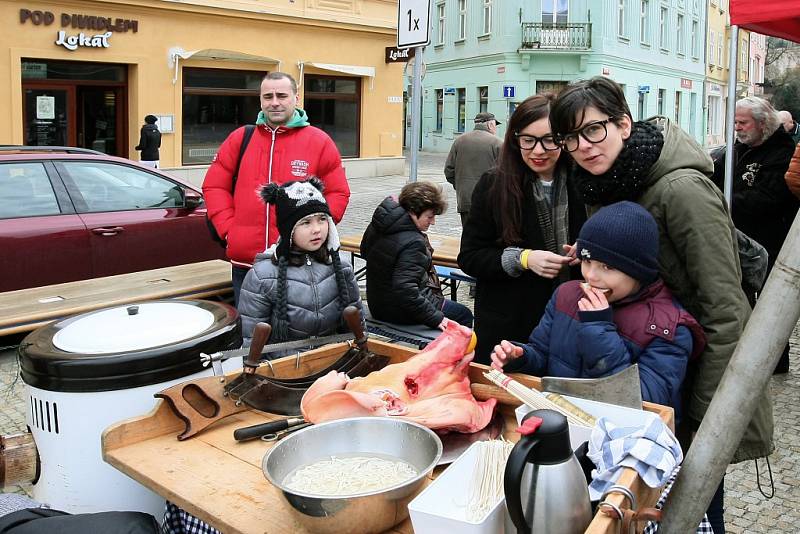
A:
736;130;759;146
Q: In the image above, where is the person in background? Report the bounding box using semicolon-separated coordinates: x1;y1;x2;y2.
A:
778;110;800;144
491;201;704;417
134;115;161;168
458;94;587;363
713;97;798;375
237;178;363;352
550;76;772;534
361;181;473;329
444;112;503;226
203;72;350;305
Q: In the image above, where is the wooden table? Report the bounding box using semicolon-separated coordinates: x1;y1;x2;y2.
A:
103;340;672;534
339;232;461;269
0;260;232;336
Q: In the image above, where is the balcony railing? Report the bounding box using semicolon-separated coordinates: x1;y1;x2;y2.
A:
520;22;592;50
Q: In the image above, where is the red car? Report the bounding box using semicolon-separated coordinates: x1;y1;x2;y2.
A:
0;147;225;292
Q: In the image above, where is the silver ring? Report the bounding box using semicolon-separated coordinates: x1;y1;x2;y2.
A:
598;500;623;520
601;484;637;511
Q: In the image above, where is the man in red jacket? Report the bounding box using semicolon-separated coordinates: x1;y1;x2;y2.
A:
203;72;350;303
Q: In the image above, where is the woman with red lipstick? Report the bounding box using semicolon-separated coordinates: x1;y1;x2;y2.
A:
549;76;772;534
458;94;587;363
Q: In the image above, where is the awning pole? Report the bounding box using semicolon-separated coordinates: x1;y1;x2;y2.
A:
723;25;740;209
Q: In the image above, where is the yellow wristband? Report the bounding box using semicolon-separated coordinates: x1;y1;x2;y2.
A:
520;249;530;269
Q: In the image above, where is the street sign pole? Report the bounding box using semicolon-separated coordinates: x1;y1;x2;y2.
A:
409;48;422;182
398;0;431;183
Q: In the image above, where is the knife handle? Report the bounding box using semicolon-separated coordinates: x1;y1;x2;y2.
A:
343;306;367;347
245;322;272;372
233;417;305;441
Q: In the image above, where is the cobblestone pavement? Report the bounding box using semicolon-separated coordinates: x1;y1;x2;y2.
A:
2;152;799;531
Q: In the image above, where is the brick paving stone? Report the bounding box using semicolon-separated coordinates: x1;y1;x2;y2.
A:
1;152;799;532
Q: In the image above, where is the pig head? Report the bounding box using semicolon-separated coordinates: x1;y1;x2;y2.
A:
301;321;497;433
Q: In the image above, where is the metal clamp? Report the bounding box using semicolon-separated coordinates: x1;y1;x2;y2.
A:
597;500;624;520
601;484;637;511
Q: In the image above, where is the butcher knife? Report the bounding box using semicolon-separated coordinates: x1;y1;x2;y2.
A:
540;364;643;409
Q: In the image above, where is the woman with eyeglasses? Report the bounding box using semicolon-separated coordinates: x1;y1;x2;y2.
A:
550;77;772;534
458;93;587;363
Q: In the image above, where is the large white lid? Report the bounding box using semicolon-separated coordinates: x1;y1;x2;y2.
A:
52;302;216;354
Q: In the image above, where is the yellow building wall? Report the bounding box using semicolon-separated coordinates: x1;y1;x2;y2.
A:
0;0;405;166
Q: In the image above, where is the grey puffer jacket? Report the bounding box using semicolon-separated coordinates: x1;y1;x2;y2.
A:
237;247;363;354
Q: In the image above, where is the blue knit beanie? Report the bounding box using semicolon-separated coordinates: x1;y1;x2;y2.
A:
576;201;660;284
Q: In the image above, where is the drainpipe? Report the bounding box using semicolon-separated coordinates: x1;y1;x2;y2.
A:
659;206;800;532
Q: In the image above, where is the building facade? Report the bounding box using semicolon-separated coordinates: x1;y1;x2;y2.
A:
1;0;406;182
703;0;751;147
418;0;707;153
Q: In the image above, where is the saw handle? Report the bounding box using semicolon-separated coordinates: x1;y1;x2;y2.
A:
233;417;306;441
244;322;272;373
343;306;367;347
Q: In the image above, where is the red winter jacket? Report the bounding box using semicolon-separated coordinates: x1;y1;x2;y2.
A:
203;124;350;266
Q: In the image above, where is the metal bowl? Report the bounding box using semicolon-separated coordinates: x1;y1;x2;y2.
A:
263;417;443;533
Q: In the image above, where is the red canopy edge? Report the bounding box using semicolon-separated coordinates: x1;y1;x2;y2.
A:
730;0;800;42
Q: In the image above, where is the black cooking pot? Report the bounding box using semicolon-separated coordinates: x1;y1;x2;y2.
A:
19;300;241;393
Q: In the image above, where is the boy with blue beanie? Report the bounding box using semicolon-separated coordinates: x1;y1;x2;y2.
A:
491;201;706;415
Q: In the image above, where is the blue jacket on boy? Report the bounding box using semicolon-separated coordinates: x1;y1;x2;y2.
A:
506;278;705;417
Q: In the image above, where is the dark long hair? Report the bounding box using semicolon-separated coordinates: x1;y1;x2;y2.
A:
491;93;565;245
549;76;632;137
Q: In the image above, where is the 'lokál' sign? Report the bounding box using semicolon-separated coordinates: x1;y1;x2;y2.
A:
19;8;139;51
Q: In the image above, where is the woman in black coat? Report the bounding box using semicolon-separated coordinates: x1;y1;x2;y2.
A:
458;94;586;363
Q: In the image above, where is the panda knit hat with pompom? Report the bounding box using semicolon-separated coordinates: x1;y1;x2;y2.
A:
260;178;340;258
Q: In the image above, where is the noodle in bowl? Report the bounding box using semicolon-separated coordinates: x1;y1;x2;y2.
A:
263;417;443;533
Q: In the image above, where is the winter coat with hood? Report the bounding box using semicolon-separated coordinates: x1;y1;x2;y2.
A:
608;116;772;463
505;279;705;420
712;127;799;263
135;124;161;161
203;110;350;267
237;247;362;350
360;196;445;328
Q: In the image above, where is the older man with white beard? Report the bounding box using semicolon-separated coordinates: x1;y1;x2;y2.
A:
712;96;799;373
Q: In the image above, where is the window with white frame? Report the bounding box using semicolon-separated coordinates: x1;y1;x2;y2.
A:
640;0;650;44
717;33;723;67
676;14;684;55
457;0;466;41
691;19;699;57
741;40;748;79
482;0;492;35
618;0;627;38
658;88;665;115
674;91;681;125
542;0;568;24
659;6;668;49
709;31;715;65
707;95;722;135
437;3;446;45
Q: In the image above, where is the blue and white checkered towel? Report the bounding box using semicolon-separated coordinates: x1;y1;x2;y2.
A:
587;415;683;500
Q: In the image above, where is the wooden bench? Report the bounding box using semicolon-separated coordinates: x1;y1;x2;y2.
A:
0;260;232;336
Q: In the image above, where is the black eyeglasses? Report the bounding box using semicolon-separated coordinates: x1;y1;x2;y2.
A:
560;118;615;152
514;132;560;151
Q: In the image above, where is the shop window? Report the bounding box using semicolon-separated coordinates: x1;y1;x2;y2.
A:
536;80;568;95
435;90;444;132
478;86;488;114
181;68;261;165
457;89;466;133
21;60;125;82
303;75;361;158
674;91;682;125
658;88;666;115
